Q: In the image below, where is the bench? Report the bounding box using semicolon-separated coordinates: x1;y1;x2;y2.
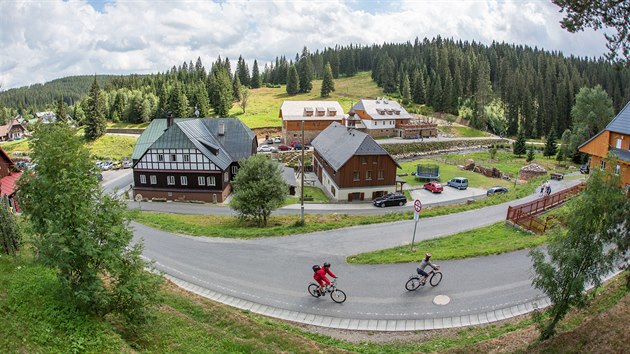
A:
550;172;564;181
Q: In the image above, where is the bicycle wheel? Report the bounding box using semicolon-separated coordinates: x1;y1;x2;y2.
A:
430;272;443;286
331;289;347;303
405;277;421;291
308;283;320;297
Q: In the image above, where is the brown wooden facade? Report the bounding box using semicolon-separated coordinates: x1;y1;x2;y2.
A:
580;127;630;189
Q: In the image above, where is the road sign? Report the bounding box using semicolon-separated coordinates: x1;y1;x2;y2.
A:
414;199;422;213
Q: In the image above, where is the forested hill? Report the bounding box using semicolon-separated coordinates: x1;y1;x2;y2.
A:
1;37;629;140
0;75;121;110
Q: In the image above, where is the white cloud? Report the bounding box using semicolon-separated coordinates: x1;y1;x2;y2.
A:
0;0;609;90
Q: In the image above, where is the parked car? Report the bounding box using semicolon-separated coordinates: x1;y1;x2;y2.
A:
278;144;292;151
580;164;590;174
257;145;276;153
373;193;407;207
292;143;310;150
486;186;509;196
100;161;112;171
112;161;122;170
266;138;274;144
447;177;468;190
423;181;444;193
273;136;282;144
122;160;132;169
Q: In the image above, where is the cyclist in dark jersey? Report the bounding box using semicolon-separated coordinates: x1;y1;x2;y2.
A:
417;253;439;285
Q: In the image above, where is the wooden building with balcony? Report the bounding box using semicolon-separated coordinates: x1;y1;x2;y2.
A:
279;101;346;144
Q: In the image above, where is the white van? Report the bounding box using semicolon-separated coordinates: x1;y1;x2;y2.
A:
447;177;468;190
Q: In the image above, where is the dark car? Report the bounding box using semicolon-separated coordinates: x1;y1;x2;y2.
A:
277;144;292;151
373;193;407;207
423;181;444;193
580;164;590;174
486;186;509;196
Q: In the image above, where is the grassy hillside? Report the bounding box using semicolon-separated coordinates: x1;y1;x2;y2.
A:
229;72;384;128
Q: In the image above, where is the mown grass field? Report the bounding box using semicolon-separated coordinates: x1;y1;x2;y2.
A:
284;186;330;205
228;72;384;128
347;222;545;264
2;246;627;353
440;125;491;138
86;134;137;160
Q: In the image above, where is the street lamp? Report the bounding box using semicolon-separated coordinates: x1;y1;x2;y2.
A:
300;119;305;224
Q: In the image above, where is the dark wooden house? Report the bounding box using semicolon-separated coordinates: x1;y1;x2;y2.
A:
132;117;257;203
311;122;400;201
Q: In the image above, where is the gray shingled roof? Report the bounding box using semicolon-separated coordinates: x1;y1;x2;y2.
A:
311;122;399;171
610;148;630;163
579;100;630;150
352;98;412;120
605;100;630;135
133;118;255;170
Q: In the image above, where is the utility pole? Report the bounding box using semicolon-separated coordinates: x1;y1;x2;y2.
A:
300;119;305;224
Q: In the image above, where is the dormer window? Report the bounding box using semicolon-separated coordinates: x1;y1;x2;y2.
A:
304;107;314;117
316;107;325;116
394;109;401;115
327;107;337;116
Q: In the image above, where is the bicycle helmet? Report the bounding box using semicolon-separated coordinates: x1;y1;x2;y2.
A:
312;265;321;272
323;262;331;268
425;253;432;259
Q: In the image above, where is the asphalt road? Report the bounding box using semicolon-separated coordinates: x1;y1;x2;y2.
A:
132;178;584;322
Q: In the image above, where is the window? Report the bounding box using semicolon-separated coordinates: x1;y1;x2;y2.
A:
167;176;175;185
157;154;164;162
600;160;606;170
180;176;188;185
614;165;620;175
366;170;372;180
150;175;157;184
224;172;229;182
183;154;190;162
378;170;384;180
232;166;238;174
140;175;147;184
207;176;216;186
353;170;360;181
362;157;367;164
170;154;177;162
372;156;377;164
198;176;205;186
615;138;622;149
330;186;336;197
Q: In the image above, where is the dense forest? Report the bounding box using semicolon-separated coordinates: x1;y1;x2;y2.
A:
1;37;629;139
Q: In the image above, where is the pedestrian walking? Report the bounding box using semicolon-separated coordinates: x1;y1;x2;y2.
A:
539;182;545;197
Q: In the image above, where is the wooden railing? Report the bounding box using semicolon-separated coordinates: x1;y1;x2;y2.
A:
506;183;584;233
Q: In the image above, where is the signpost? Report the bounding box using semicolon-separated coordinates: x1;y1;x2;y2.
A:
411;199;422;250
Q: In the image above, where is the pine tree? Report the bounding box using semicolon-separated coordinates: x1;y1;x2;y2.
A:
298;47;313;93
84;77;106;141
232;75;242;102
401;74;411;103
320;63;335;97
251;60;262;88
55;96;66;123
543;126;558;157
207;65;233;117
526;145;535;162
513;129;527;156
286;65;299;95
168;82;189;118
236;56;250;87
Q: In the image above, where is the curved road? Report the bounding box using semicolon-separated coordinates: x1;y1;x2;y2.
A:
133;178;585;330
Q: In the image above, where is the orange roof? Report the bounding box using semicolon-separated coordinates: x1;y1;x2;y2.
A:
0;171;22;197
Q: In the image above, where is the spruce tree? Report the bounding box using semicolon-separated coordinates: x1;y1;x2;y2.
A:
513;129;527;156
286;65;299;95
84;77;106;141
232;75;242;102
526;145;535;162
401;74;411;103
207;65;233;117
543;127;558;157
320;63;335;97
55;96;66;123
298;47;313;93
251;60;262;88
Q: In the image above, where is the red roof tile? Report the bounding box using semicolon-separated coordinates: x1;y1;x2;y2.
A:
0;171;22;197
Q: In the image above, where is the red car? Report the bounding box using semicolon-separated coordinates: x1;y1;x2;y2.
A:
423;181;444;193
278;144;292;151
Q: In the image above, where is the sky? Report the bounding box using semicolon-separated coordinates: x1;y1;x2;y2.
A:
0;0;610;90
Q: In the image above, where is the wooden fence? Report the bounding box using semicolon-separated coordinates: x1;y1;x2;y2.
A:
506;183;585;233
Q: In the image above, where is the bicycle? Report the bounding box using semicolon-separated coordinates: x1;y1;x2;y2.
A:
405;269;443;291
308;278;347;303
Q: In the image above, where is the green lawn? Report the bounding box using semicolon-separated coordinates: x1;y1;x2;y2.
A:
398;158;512;189
0;138;31;155
438;151;578;177
229;72;384;128
86;134;137;160
440;125;491;138
107;121;150;129
347;222;546;264
285;186;330;205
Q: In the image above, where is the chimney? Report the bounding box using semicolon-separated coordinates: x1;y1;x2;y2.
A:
218;121;225;136
166;111;174;128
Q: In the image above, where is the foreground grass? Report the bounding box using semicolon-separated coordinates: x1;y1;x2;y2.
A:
3;248;626;353
347;222;545;264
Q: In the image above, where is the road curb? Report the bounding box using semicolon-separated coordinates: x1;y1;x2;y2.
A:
163;268;623;332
